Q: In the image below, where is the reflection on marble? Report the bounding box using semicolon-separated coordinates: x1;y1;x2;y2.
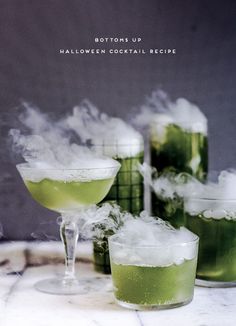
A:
0;241;235;326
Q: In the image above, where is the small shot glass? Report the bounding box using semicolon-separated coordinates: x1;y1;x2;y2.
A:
108;230;199;310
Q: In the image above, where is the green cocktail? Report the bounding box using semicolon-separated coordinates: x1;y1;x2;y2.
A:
111;259;197;307
109;224;199;310
92;139;144;273
185;197;236;286
150;114;208;226
25;178;115;212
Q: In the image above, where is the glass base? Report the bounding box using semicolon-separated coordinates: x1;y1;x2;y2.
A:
35;278;87;295
115;298;192;311
35;276;112;295
196;278;236;288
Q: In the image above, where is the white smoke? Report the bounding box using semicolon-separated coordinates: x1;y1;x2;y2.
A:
62;99;143;158
61;202;198;267
9;102;120;181
140;164;236;220
133;89;207;135
109;213;198;267
139;163;203;200
77;203;134;240
185;170;236;220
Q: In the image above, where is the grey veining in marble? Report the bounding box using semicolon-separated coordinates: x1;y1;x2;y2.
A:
0;241;236;326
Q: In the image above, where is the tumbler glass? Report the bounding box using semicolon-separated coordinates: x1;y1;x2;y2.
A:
109;231;199;310
185;197;236;287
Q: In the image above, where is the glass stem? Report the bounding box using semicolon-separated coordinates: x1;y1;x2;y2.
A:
60;215;79;281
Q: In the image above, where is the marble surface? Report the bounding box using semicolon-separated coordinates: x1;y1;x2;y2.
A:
0;241;235;326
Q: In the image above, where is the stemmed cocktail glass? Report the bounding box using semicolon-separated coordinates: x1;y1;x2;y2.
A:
17;162;120;294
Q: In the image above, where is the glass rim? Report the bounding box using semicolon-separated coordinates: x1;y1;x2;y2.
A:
108;232;199;249
16;162;121;172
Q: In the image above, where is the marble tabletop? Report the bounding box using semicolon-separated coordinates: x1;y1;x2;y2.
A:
0;241;235;326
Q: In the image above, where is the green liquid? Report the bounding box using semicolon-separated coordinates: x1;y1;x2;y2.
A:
93;240;111;274
152;195;185;229
111;259;197;306
186;213;236;282
25;177;115;212
104;152;144;214
151;123;208;226
151;124;208;179
93;152;144;274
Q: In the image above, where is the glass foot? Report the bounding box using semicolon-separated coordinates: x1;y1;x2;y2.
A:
35;278;87;295
35;276;112;295
196;278;236;288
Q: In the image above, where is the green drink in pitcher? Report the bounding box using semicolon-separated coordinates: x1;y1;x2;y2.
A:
92;137;144;273
150;116;208;180
150;99;208;225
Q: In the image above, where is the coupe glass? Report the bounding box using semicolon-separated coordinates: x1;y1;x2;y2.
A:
17;162;120;294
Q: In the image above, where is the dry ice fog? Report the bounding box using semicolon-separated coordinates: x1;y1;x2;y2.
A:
6;89;236;261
